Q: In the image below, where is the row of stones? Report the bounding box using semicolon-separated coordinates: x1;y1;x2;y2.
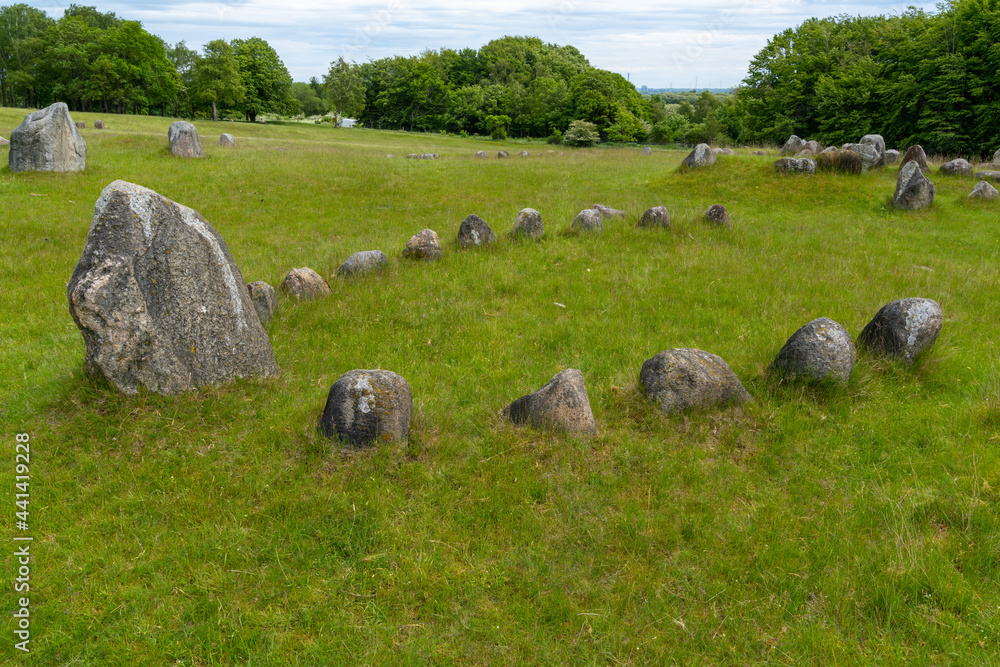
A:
321;298;943;447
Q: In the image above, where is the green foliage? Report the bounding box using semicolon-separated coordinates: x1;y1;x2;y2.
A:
231;36;294;123
192;39;244;121
485;114;510;140
562;119;599;146
290;81;327;117
546;129;562;144
649;112;690;144
323;56;365;125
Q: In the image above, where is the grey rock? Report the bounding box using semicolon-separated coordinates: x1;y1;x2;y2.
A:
402;229;441;260
720;147;736;155
994;148;1000;164
504;369;597;435
337;250;389;278
406;154;419;159
320;369;412;447
641;146;652;155
705;204;730;227
794;149;814;158
858;298;943;365
94;119;105;130
498;151;510;158
168;121;205;158
751;150;768;156
592;204;626;219
518;150;529;157
247;281;277;326
681;143;716;168
638;205;670;228
640;348;751;414
711;147;725;155
771;317;856;385
975;170;1000;183
219;133;237;148
969;180;1000;201
900;145;929;173
457;214;496;248
419;153;436;159
512;208;544;239
572;209;603;232
67;180;278;395
804;140;822;155
940;158;972;177
884;149;899;165
0;137;8;146
281;267;331;300
893;161;935;210
820;146;838;155
860;134;887;167
781;135;806;156
75;120;86;129
475;151;487;158
8;102;86;172
842;142;881;172
774;158;816;174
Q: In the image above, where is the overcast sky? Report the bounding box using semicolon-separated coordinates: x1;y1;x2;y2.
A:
27;0;938;89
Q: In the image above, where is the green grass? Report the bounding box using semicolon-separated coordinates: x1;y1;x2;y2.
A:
3;108;1000;665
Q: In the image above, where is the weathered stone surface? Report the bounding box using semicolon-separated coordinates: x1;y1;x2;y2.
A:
816;149;863;173
592;204;625;219
247;281;277;326
219;133;237;148
775;158;816;174
9;102;86;172
893;161;935;210
168;121;205;158
337;250;389;277
406;153;419;159
940;158;972;177
993;148;1000;164
320;369;412;447
475;150;487;158
457;214;496;248
419;153;437;159
498;150;510;158
705;204;730;227
681;143;716;168
969;180;1000;201
884;149;899;165
280;267;331;300
402;228;441;260
860;134;887;167
512;208;544;239
900;145;929;173
975;170;1000;183
67;180;278;395
770;317;856;385
804;140;822;155
841;142;881;172
94;119;105;130
719;147;736;155
0;137;8;146
75;120;86;129
504;369;597;435
638;205;670;228
572;209;603;232
751;150;768;156
858;298;943;365
794;149;814;158
641;146;652;155
518;150;529;157
781;135;806;156
712;147;724;155
640;348;751;414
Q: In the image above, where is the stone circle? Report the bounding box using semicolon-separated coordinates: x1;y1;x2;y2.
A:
681;143;716;169
969;181;999;201
219;133;237;148
457;214;496;248
774;158;816;174
893;161;935;210
705;204;730;227
899;145;929;173
168;121;205;158
780;135;806;156
939;158;972;177
9;102;86;172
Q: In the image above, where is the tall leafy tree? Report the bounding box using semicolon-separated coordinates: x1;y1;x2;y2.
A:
0;4;53;107
192;39;244;121
231;36;294;122
324;56;365;126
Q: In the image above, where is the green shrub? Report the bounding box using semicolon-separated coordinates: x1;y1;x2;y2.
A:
563;120;600;147
547;129;563;145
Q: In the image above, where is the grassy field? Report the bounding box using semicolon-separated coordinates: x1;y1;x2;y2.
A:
2;108;1000;665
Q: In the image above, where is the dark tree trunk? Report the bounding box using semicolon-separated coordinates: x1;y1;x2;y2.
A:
212;100;218;122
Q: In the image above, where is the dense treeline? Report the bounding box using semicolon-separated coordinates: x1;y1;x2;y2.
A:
734;0;1000;156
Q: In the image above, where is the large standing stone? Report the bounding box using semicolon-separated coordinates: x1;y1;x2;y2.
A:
884;149;899;165
770;317;856;386
940;158;972;177
281;267;331;300
66;181;278;395
337;250;389;277
457;214;496;248
512;208;544;239
640;348;751;414
969;181;1000;201
681;143;716;168
592;204;625;219
705;204;730;227
504;369;597;435
168;121;205;158
572;209;603;232
246;281;277;326
319;370;412;447
8;102;86;172
899;145;929;173
842;143;881;172
402;229;441;260
638;205;670;228
781;135;806;156
219;133;237;148
893;161;935;210
860;134;887;168
774;158;816;174
858;298;942;365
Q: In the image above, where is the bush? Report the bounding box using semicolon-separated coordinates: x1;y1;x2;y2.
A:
649;113;691;144
547;130;563;145
563;120;600;147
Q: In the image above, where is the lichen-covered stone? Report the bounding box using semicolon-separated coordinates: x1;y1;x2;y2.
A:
969;180;1000;201
219;133;237;148
860;134;887;168
572;209;603;232
337;250;389;278
940;158;972;177
893;161;935;210
457;214;496;248
781;135;806;156
884;149;899;165
402;229;441;260
512;208;544;239
320;369;412;447
498;151;510;158
9;102;86;172
974;170;1000;183
705;204;730;227
168;121;204;158
858;298;942;365
774;158;816;174
280;267;331;300
75;120;86;129
246;281;277;326
640;348;751;414
592;204;625;219
94;119;105;130
67;180;278;394
475;151;487;158
504;369;597;435
638;205;670;228
771;317;856;385
681;143;716;168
